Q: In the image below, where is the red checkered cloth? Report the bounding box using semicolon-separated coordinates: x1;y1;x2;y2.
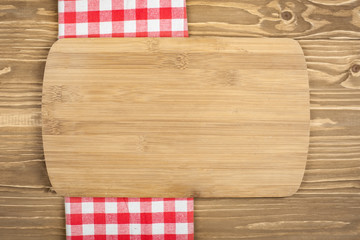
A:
60;1;192;239
58;0;188;38
65;197;194;240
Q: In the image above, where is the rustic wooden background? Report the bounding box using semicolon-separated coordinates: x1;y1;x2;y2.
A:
0;0;359;239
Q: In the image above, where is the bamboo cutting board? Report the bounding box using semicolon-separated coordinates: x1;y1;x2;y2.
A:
42;37;309;198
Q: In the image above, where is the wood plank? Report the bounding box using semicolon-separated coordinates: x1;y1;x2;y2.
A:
0;192;359;240
1;0;360;60
0;0;57;61
194;195;360;240
187;0;360;39
0;192;65;240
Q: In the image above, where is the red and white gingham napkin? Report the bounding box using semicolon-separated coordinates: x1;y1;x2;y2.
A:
59;1;193;239
58;0;188;38
65;197;194;240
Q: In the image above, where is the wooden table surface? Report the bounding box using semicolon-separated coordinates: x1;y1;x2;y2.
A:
0;0;359;239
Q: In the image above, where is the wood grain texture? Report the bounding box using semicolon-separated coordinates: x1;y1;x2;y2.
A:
187;0;360;39
0;0;359;239
42;38;309;198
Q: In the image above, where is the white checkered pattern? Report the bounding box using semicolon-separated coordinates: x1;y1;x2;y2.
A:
58;0;188;38
65;197;194;240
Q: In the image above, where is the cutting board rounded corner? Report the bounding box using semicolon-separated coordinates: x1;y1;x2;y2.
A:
45;38;64;55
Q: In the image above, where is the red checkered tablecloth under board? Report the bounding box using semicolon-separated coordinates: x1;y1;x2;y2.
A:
58;0;188;38
65;198;194;240
59;1;193;239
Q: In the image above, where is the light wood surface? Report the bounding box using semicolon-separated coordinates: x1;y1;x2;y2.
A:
42;37;309;198
0;0;359;239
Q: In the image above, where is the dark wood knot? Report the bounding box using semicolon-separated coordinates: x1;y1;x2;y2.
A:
281;11;293;21
351;64;360;73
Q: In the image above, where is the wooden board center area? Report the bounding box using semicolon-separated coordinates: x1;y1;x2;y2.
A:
42;37;309;197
